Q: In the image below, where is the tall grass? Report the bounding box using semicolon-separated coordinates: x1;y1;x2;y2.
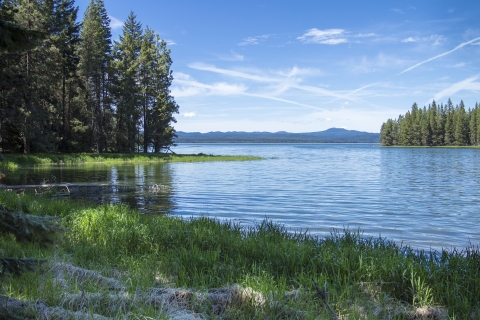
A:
1;152;262;168
1;191;479;318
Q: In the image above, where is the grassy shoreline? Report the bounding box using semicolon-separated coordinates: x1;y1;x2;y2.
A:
1;191;479;319
0;152;262;171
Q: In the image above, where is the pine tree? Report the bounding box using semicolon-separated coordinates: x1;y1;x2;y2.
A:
469;106;478;145
149;35;179;152
444;99;455;145
77;0;112;152
454;101;469;146
44;0;81;151
112;11;142;153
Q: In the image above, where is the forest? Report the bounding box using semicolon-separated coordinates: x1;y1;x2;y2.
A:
380;99;480;146
0;0;179;154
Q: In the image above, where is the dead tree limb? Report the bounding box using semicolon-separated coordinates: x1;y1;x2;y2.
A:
314;281;339;320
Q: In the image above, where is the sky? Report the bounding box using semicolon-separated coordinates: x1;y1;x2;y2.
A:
75;0;480;133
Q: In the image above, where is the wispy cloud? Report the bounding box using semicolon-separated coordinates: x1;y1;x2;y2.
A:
172;73;247;97
401;34;445;45
188;63;279;83
238;34;270;46
187;63;361;102
297;28;347;45
354;33;376;38
109;15;123;30
277;66;323;77
218;50;244;61
433;75;480;101
391;8;405;14
397;36;480;76
183;112;197;117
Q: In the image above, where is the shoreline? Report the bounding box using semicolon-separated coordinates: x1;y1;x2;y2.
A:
1;190;478;319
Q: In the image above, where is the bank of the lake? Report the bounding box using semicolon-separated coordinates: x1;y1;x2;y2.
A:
1;191;479;319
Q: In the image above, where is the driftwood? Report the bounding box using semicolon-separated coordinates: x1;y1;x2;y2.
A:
0;183;168;193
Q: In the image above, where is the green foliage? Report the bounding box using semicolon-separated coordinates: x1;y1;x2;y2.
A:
0;1;178;154
381;99;480;147
1;191;479;318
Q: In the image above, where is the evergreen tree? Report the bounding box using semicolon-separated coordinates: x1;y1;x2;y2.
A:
77;0;112;152
469;106;478;145
112;11;142;153
454;101;469;146
444;99;455;145
149;34;179;152
44;0;81;151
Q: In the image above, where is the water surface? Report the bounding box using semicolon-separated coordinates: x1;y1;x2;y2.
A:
3;144;480;251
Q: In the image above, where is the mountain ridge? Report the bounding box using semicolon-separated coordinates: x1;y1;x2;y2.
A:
175;128;380;143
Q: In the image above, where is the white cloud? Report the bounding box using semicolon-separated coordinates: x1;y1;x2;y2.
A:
454;62;466;68
402;37;417;43
188;63;279;83
172;72;247;97
277;66;323;78
297;28;347;45
401;35;445;45
433;75;480;101
109;15;123;30
188;63;362;104
183;112;197;117
238;34;270;46
355;33;376;38
166;40;177;45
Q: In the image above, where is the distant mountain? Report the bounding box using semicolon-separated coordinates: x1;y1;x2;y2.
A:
175;128;380;143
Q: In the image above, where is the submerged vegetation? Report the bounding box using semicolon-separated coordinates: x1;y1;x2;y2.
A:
1;190;479;319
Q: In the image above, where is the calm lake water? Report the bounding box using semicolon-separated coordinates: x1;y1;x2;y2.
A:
3;144;480;251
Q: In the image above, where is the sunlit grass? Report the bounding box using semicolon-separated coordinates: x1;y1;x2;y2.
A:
1;152;262;168
1;191;479;318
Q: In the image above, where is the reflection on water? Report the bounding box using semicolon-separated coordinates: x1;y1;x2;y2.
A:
2;144;480;251
3;163;175;214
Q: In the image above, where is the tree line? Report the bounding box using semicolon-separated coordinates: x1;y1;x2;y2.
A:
0;0;179;153
380;99;480;146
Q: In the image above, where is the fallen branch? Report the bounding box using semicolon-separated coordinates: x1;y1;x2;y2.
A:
0;295;109;320
314;281;339;320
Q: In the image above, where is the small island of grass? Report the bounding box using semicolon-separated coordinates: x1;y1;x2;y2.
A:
0;152;263;171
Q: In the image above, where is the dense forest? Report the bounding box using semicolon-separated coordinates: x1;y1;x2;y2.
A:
380;99;480;146
0;0;179;154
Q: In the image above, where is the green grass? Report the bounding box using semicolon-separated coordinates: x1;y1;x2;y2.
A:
1;152;262;168
1;191;479;319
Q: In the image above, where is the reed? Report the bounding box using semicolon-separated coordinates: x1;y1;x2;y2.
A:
0;190;479;319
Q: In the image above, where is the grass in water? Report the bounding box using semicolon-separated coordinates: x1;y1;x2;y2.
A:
0;191;479;319
0;152;262;168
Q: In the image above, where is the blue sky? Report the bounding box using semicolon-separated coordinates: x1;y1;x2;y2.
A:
76;0;480;133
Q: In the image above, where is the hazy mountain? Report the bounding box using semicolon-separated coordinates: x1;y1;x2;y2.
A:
175;128;380;143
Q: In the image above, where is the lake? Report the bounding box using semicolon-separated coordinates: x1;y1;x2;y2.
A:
3;144;480;251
